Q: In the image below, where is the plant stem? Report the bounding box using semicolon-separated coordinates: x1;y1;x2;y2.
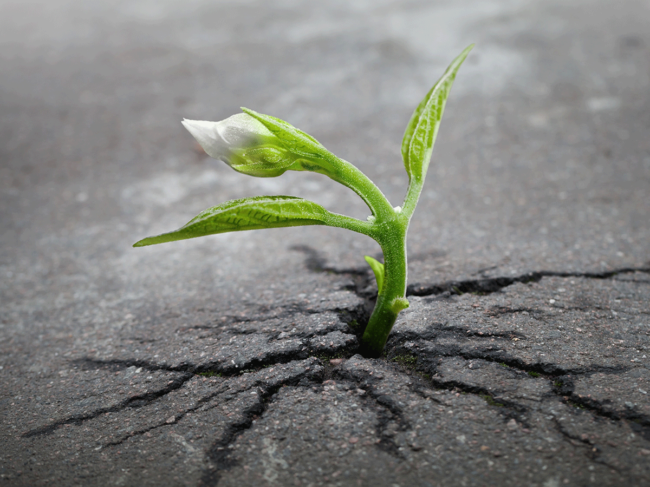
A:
323;155;395;221
360;216;409;357
323;212;376;237
401;178;424;220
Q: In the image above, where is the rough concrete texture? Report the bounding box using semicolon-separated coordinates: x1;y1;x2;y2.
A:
1;0;649;485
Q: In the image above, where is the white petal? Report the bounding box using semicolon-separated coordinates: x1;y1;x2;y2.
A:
181;119;225;159
182;114;275;163
216;113;273;146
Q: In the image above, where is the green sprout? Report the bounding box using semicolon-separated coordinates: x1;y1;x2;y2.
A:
134;46;473;357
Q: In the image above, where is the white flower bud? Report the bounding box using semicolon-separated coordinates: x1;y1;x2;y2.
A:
182;114;275;161
182;114;299;177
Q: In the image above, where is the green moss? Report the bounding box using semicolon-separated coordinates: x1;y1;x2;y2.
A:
391;354;418;368
528;371;540;378
315;351;346;362
481;394;504;407
554;380;563;388
198;371;222;378
499;362;509;368
347;319;360;330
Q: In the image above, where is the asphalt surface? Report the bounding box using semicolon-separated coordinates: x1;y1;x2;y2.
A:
1;0;649;486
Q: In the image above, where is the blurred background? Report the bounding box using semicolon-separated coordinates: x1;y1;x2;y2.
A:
1;0;649;347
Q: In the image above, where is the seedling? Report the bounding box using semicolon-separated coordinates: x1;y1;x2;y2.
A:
134;46;473;357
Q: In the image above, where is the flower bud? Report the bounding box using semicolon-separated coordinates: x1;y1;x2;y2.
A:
182;114;297;177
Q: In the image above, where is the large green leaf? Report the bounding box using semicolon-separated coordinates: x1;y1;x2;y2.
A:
402;45;473;183
133;196;332;247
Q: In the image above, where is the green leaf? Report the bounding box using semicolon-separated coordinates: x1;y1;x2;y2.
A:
401;44;473;183
241;108;375;204
241;108;325;158
364;255;385;292
133;196;332;247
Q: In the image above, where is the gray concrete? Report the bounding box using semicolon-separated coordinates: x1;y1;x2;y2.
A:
1;0;649;485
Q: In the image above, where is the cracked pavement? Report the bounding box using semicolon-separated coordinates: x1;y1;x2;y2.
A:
1;0;650;486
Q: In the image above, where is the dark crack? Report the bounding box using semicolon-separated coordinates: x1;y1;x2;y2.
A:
385;342;650;443
551;417;622;473
103;383;232;447
388;327;633;377
384;335;647;431
25;262;648;472
74;332;360;380
22;372;193;438
192;340;359;378
183;302;368;332
199;365;325;486
553;376;650;441
484;306;541;318
426;376;526;413
384;350;528;418
290;244;375;333
391;323;527;342
407;267;650;297
335;365;411;458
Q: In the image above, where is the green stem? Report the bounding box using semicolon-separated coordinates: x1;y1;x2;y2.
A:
320;154;395;221
323;212;376;237
360;216;410;357
401;178;424;220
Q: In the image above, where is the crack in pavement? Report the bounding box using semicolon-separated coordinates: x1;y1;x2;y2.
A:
554;376;650;441
290;244;376;327
75;332;360;378
199;364;326;486
407;266;650;297
102;382;233;448
22;335;363;442
18;263;649;483
335;370;412;459
388;325;634;377
198;357;422;487
551;417;622;473
41;268;645;449
384;351;532;424
21;372;194;438
187;317;360;341
182;302;368;331
23;357;342;442
385;337;650;441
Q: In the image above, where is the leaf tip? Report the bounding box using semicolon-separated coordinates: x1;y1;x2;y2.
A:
364;255;385;291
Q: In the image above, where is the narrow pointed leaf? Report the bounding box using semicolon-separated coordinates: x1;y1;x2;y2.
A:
402;44;473;182
134;196;333;247
364;255;385;292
